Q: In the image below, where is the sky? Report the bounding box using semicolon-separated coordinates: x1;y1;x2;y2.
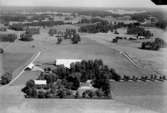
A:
0;0;156;8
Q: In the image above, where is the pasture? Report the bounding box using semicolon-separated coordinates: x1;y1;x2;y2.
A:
0;25;165;113
82;29;166;77
0;85;158;113
110;81;167;113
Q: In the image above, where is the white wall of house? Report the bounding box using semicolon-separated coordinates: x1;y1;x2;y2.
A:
56;59;82;68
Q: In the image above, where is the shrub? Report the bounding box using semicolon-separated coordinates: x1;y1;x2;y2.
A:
141;38;166;50
9;24;24;31
112;38;118;43
127;26;152;38
48;29;57;36
25;27;40;35
0;48;4;54
20;33;33;41
56;37;62;44
71;33;81;44
1;72;12;85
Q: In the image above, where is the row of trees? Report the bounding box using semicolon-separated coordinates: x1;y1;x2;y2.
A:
19;27;40;41
20;33;33;41
127;26;153;38
79;20;147;34
25;27;40;35
8;21;65;31
79;21;112;33
79;17;108;24
56;29;81;44
141;38;166;50
22;59;120;98
0;33;17;42
24;21;64;27
122;74;166;82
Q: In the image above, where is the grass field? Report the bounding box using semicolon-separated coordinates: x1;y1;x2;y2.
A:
0;85;159;113
0;26;166;113
82;30;166;76
110;81;167;113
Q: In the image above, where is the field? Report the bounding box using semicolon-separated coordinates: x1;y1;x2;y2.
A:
0;85;159;113
111;81;167;113
82;28;166;76
0;21;166;113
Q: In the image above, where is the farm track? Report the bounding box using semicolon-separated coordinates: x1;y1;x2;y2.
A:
9;52;41;86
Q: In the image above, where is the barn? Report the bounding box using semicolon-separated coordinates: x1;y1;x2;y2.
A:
56;59;82;68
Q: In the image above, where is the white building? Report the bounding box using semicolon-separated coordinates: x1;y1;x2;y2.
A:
34;80;47;85
56;59;82;68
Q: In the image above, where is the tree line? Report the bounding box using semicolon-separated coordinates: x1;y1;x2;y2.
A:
141;38;166;50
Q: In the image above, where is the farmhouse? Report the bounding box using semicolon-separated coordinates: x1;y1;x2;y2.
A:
56;59;82;68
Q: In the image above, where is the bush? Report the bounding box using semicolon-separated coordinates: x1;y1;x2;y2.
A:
79;21;110;33
48;29;57;36
141;38;166;50
71;33;81;44
0;48;4;54
112;38;118;43
1;72;12;85
56;37;62;44
127;26;153;38
25;27;40;35
9;24;24;31
20;33;33;41
0;27;7;32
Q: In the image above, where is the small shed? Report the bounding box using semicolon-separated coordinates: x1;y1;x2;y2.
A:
24;63;34;71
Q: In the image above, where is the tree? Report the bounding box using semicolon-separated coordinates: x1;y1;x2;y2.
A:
1;72;12;85
0;48;4;54
140;38;166;51
112;38;118;43
20;33;33;41
56;37;62;44
71;33;81;44
26;79;35;88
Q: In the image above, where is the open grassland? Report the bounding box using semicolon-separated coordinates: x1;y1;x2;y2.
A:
82;30;166;76
3;26;163;79
32;28;153;77
0;26;166;113
110;81;167;113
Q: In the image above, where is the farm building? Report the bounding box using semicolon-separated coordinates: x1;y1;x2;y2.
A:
34;80;47;85
56;59;82;68
24;63;44;72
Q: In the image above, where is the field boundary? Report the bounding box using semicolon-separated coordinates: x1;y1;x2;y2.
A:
9;51;41;86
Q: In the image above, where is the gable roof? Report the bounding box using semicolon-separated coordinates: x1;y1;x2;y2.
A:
56;59;82;68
